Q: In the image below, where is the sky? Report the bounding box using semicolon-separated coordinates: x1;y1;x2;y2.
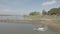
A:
0;0;60;15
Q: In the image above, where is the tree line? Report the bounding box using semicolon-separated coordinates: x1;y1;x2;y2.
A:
29;7;60;16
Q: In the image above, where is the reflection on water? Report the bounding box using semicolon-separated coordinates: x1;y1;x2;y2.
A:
33;25;48;31
0;23;59;34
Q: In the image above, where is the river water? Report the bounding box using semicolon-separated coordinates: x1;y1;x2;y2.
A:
0;23;59;34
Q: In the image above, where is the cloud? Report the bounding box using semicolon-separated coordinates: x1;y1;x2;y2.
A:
42;0;56;6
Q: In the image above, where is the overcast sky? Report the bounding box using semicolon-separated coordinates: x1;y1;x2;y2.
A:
0;0;60;15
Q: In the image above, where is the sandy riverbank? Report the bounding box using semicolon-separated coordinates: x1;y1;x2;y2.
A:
38;19;60;32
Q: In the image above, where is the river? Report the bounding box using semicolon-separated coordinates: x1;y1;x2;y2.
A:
0;23;59;34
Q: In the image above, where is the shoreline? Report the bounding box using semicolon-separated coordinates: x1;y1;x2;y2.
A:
0;19;60;32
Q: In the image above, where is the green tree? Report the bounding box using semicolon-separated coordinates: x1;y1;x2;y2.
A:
48;8;58;15
29;11;40;16
57;7;60;15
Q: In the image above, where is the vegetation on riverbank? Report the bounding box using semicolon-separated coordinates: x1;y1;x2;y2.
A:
24;15;60;31
24;7;60;32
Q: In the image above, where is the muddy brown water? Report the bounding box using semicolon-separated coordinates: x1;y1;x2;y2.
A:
0;22;59;34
